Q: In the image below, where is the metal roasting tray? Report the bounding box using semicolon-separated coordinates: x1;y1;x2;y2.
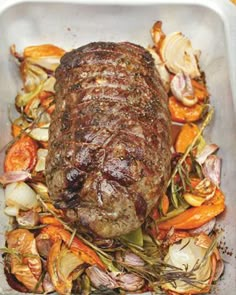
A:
0;0;236;294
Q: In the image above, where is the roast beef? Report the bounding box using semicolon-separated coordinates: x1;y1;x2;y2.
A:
46;42;171;238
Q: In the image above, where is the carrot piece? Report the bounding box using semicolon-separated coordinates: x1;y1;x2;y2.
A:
175;123;199;153
4;136;38;172
39;216;63;227
44;202;64;216
41;225;105;269
168;96;203;123
160;194;170;215
24;44;65;58
12;124;22;137
204;188;225;206
39;91;55;114
191;80;209;101
158;189;225;230
158;203;224;230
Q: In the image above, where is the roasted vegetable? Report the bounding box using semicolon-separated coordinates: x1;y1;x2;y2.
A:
41;225;105;269
4;136;38;172
171;72;198;107
6;229;43;292
159;31;201;78
158;189;225;230
162;234;221;294
175;123;199;153
169;96;204;123
23;44;65;71
5;181;38;216
47;240;84;295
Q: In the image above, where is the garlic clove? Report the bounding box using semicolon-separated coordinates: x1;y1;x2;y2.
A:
86;266;118;289
183;192;205;207
116;273;145;291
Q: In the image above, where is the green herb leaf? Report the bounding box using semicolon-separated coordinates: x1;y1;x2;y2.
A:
98;253;119;273
121;227;143;247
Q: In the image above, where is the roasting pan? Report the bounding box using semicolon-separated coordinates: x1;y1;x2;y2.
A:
0;0;236;294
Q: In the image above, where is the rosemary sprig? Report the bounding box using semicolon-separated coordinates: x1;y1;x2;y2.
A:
0;247;39;260
167;107;214;187
36;195;113;260
156;203;189;223
170;181;179;208
37;193;216;290
192;237;218;272
68;228;77;248
32;269;46;293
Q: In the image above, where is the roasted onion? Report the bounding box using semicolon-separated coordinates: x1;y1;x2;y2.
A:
160;32;201;78
162;236;215;294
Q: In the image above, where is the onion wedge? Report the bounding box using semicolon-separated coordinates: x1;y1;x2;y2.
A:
160;32;201;78
0;171;31;185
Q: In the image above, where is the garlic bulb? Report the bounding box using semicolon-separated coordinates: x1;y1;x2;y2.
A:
160;32;201;78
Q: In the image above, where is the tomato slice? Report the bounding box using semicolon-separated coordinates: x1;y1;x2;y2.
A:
4;136;38;172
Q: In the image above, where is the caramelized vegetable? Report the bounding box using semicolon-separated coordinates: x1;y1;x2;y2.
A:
4;136;38;172
41;225;105;269
175;123;199;153
39;91;55;114
191;79;209;102
6;229;43;292
158;189;225;230
169;96;203;123
47;240;83;295
160;194;170;215
39;215;63;226
159;32;201;78
151;20;166;49
11;117;30;137
162;234;219;294
24;44;65;58
23;44;65;72
0;171;31;185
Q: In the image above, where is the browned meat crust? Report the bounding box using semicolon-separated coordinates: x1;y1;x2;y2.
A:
46;42;171;238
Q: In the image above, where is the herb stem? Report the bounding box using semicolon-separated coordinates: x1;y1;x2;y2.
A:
168;107;214;187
